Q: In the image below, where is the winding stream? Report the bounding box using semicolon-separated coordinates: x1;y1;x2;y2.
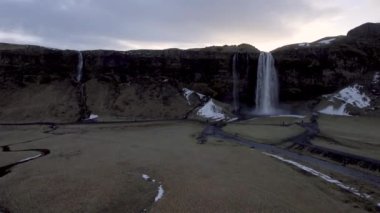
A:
203;124;380;187
200;122;380;210
1;119;379;211
0;137;51;178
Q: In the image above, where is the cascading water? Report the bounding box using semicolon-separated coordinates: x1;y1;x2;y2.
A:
255;52;279;115
74;51;90;120
76;51;83;82
232;53;239;112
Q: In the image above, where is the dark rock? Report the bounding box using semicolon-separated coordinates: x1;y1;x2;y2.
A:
0;43;81;122
82;45;260;107
272;23;380;101
347;22;380;39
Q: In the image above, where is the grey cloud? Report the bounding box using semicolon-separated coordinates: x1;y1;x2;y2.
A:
0;0;341;50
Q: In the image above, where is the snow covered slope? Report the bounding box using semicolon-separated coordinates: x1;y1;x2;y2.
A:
318;84;371;116
196;99;227;121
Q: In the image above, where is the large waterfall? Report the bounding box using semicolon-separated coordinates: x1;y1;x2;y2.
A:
76;51;83;82
232;53;239;112
255;52;279;115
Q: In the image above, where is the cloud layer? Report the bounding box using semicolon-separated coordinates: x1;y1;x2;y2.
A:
0;0;378;51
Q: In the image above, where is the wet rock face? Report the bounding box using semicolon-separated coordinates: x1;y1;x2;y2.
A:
272;22;380;101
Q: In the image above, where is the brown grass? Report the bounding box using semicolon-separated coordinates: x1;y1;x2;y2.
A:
223;116;305;144
313;115;380;160
0;121;365;212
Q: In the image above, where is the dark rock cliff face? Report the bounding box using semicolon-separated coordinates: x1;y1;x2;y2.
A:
81;45;260;119
0;43;259;122
0;44;78;86
0;43;80;122
82;45;260;109
272;22;380;102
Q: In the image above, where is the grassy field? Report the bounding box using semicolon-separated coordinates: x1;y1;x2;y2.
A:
0;121;368;212
313;115;380;160
223;116;305;144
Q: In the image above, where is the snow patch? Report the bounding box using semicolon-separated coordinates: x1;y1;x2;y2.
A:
141;174;163;202
142;174;150;181
270;115;305;119
317;38;336;45
227;117;239;122
155;185;164;202
182;88;205;105
83;114;99;121
298;43;310;47
197;99;226;121
141;174;156;182
18;154;42;163
263;153;371;199
88;114;98;120
182;88;194;105
333;84;370;108
197;93;206;100
319;84;371;115
319;104;350;116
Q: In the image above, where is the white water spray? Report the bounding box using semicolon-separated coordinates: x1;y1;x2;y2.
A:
255;52;279;114
76;51;83;82
232;53;239;112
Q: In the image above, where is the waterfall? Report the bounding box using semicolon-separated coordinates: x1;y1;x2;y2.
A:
76;51;83;82
232;53;239;112
74;51;89;120
255;52;279;115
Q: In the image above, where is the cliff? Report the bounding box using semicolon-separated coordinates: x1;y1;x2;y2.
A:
0;23;379;122
0;43;259;122
272;22;380;102
0;43;80;122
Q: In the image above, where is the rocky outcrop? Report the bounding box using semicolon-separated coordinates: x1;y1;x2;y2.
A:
272;22;380;102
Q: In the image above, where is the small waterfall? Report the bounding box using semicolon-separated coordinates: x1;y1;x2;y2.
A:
255;52;279;115
74;51;90;120
76;51;83;82
232;53;239;112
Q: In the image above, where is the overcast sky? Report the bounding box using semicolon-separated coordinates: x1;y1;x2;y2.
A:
0;0;379;51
